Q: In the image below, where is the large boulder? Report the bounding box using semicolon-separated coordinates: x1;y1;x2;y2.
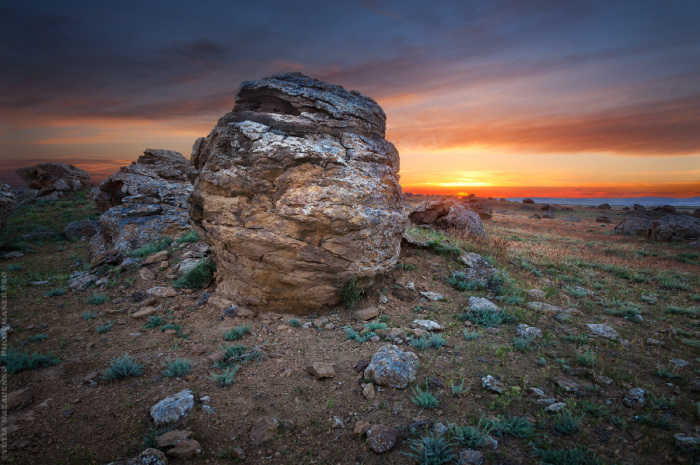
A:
467;198;493;220
364;344;419;389
614;213;653;236
63;219;99;242
90;149;194;259
409;199;485;238
646;214;700;241
0;183;16;233
15;163;90;196
188;73;407;313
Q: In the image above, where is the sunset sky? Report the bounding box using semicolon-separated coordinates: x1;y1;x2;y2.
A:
1;1;698;198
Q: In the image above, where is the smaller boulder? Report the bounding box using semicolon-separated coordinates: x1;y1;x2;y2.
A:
150;390;195;426
562;215;581;222
366;425;399;453
411;319;443;332
623;387;645;408
364;344;419;389
522;198;535;204
63;219;99;242
250;416;278;445
598;203;611;209
586;323;620;340
468;297;501;313
356;306;380;320
482;375;504;394
306;362;336;379
596;215;612;223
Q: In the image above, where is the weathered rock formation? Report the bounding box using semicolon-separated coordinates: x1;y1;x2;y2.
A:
598;203;611;209
646;214;700;241
614;213;653;236
15;163;90;196
408;198;485;238
188;73;407;313
468;198;493;220
0;183;16;233
90;149;194;259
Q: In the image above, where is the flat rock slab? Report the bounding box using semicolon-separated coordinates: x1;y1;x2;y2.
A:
527;302;564;314
147;287;178;298
482;375;504;394
356;307;380;321
411;319;443;332
156;430;193;448
420;291;445;301
150;390;194;426
132;307;157;319
469;297;501;313
586;323;620;340
166;439;202;458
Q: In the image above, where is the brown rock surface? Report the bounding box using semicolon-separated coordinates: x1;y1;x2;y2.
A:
409;198;486;238
646;214;700;241
15;163;90;196
189;73;407;313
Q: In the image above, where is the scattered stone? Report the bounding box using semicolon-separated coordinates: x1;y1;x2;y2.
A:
147;287;178;298
523;198;535;204
366;425;399;453
586;323;620;340
106;448;167;465
460;252;492;269
614;214;653;236
529;214;541;220
598;203;611;209
166;439;202;458
7;388;32;411
669;358;689;367
139;268;156;281
516;324;542;339
331;416;345;429
306;362;336;379
250;416;278;445
458;448;484;465
68;271;98;290
156;430;193;448
364;344;419;389
432;422;448;435
356;307;380;321
0;251;24;260
145;250;169;265
132;307;157;319
542;211;555;219
150;390;195;426
674;433;700;448
354;421;372;436
544;402;566;413
468;297;501;313
554;377;581;393
623;387;645;408
527;302;564;314
527;289;546;300
411;319;443;332
596;214;612;223
362;383;376;400
482;375;504;394
355;360;370;373
420;291;444;301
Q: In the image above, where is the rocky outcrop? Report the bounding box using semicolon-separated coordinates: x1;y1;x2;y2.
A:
90;149;194;259
188;73;407;313
614;213;653;236
598;203;611;209
15;163;90;196
646;214;700;241
409;199;485;238
0;183;16;233
63;219;99;242
468;198;493;220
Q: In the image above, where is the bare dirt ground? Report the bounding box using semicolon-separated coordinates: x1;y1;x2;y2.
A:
3;194;699;464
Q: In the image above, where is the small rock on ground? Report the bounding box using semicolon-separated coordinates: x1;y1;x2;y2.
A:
411;319;443;331
366;425;399;453
458;448;484;465
623;387;645;408
306;362;336;379
482;375;504;394
364;345;419;389
150;390;194;426
250;416;278;445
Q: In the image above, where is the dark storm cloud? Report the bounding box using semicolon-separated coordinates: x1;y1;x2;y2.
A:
1;0;699;155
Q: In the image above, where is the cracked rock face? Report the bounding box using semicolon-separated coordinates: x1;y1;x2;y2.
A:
189;73;407;313
90;149;194;259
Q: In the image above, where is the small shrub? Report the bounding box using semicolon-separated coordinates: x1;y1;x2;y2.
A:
487;414;533;438
44;288;66;297
655;364;681;379
428;240;461;256
576;349;597;367
159;323;182;332
223;324;251;341
209;366;240;387
81;311;98;320
533;445;604;465
632;412;674;430
364;322;387;331
462;329;480;341
103;355;143;380
217;345;263;368
559;334;589;344
513;336;534;353
95;321;113;334
175;260;215;290
450;420;492;448
460;308;517;328
553;409;583;435
344;326;374;343
87;293;109;306
129;237;171;258
580;401;609;418
410;384;439;410
411;333;446;350
651;394;676;410
450;378;467;397
664;306;699;317
25;333;48;344
395;262;416;271
176;230;199;244
0;347;60;374
163;359;192;378
446;271;486;291
289;318;301;327
340;277;364;310
143;316;166;329
402;433;455;465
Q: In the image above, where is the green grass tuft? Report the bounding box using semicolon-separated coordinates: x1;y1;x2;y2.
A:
174;260;215;290
95;321;113;334
44;288;66;297
129;237;171;258
402;433;455;465
176;230;199;244
223;324;251;341
553;409;583;435
209;365;240;387
410;384;439;410
87;293;109;306
340;277;365;310
0;347;60;374
103;355;143;380
163;359;192;378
